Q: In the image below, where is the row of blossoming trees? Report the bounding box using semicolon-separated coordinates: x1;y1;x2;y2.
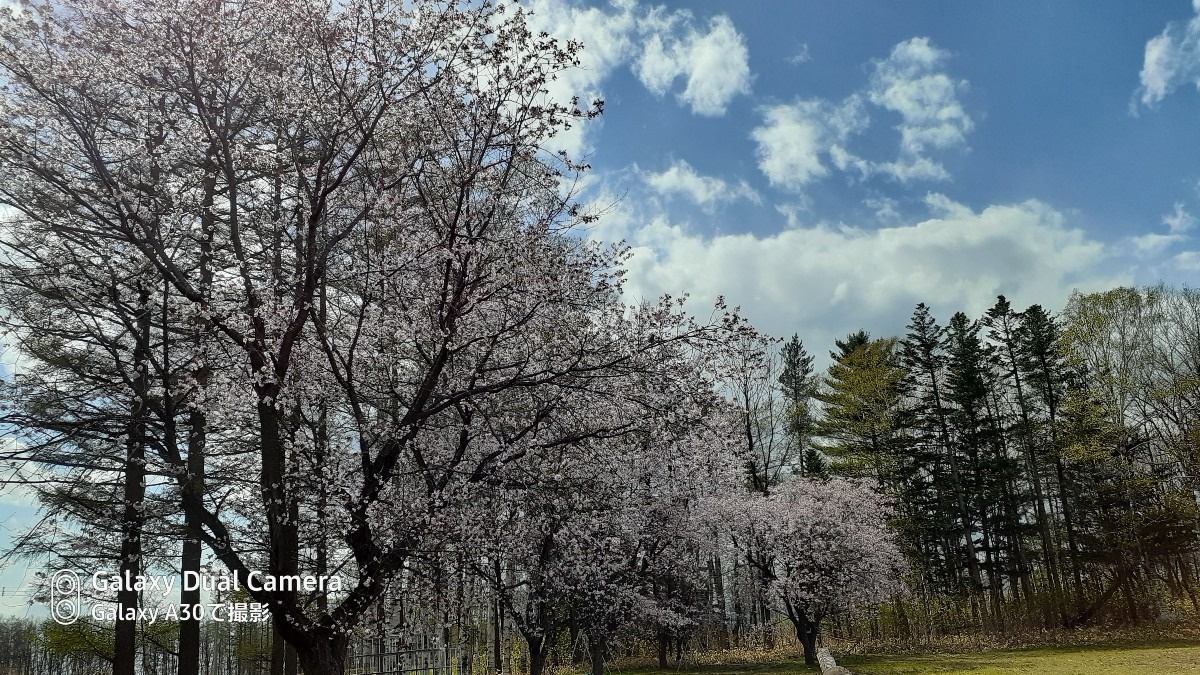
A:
0;1;901;674
3;2;1197;675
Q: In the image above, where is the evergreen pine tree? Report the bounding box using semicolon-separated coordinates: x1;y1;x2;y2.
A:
901;304;986;597
778;335;825;477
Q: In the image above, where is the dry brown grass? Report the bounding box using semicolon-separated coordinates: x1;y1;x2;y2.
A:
598;622;1200;675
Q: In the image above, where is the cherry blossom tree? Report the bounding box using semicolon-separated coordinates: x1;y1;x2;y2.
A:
716;479;905;666
0;2;761;674
451;326;748;675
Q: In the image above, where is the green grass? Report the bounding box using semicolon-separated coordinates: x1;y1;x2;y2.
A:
612;639;1200;675
842;641;1200;674
610;661;812;675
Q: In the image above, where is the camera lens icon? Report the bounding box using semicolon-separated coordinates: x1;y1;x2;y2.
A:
50;570;80;625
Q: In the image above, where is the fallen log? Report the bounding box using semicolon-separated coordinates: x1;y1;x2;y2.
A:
817;647;852;675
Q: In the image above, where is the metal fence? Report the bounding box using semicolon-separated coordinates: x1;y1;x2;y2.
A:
346;644;463;675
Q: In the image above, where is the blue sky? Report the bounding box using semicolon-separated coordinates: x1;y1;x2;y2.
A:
520;0;1200;354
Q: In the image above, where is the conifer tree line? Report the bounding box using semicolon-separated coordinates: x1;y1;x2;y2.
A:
800;288;1200;632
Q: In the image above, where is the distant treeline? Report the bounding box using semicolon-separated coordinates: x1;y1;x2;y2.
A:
791;287;1200;631
0;616;271;675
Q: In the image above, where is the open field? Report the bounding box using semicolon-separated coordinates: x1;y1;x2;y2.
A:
842;641;1200;674
612;639;1200;675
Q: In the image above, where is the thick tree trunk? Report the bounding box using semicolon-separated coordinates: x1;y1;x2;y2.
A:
115;284;151;675
782;598;818;667
285;495;301;675
261;405;300;675
793;619;818;667
1001;474;1034;604
294;634;349;675
979;508;1002;617
178;409;205;675
588;633;605;675
1038;346;1084;606
1179;557;1200;612
180;141;216;675
756;566;775;649
893;596;910;639
1054;456;1085;600
114;441;145;675
524;634;548;675
730;556;744;645
568;610;583;664
1122;570;1141;624
944;439;985;593
271;631;287;675
926;374;986;596
657;631;669;668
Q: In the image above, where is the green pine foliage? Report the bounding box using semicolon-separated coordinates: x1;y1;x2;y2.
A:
811;288;1200;629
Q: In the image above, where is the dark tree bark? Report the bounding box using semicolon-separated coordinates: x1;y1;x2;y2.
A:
588;632;605;675
179;141;216;675
178;405;205;675
782;598;819;667
709;553;730;650
522;632;549;675
115;284;151;675
293;631;349;675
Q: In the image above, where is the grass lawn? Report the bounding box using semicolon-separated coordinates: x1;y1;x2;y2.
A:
614;639;1200;675
841;641;1200;674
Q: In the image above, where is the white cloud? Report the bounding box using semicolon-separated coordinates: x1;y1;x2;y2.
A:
750;37;971;192
1175;250;1200;270
867;38;972;181
828;145;871;177
775;201;814;228
872;157;950;182
520;0;752;156
1164;201;1196;234
634;15;752;116
1129;232;1186;257
923;191;974;219
788;44;811;66
1138;1;1200;106
643;160;758;210
598;195;1123;357
864;195;901;222
1121;202;1195;257
750;97;868;192
637;34;679;94
751;102;831;191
